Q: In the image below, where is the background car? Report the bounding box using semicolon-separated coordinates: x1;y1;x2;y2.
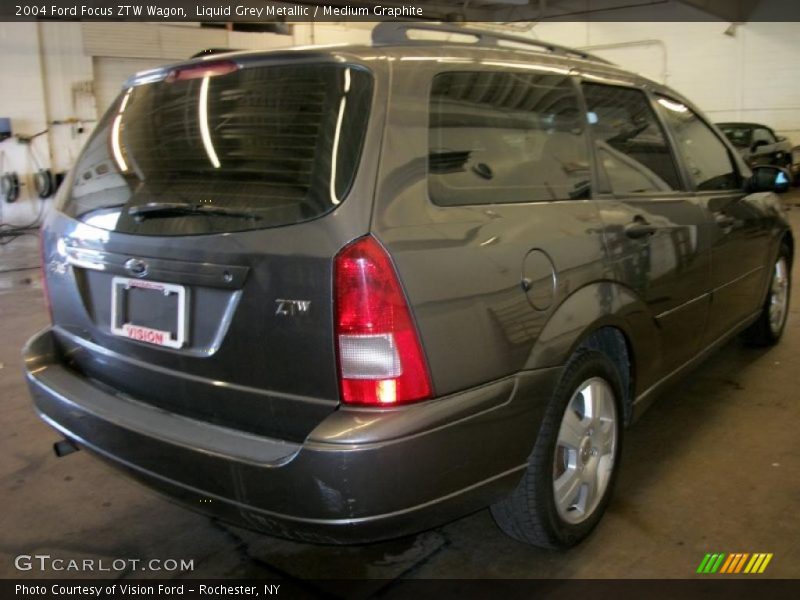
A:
717;122;794;172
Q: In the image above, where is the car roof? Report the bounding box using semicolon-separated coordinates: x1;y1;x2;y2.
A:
129;41;656;86
125;33;694;110
717;122;770;129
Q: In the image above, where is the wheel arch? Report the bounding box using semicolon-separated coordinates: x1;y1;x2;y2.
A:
525;281;659;426
782;229;794;265
575;327;635;425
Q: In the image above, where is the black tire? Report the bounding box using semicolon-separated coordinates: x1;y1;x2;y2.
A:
1;172;20;203
491;349;624;549
742;243;792;346
34;168;55;199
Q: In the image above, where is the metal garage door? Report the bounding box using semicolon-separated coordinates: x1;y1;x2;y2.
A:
93;57;168;116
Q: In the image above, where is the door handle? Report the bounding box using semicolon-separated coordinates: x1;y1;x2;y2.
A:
714;213;736;229
624;220;657;239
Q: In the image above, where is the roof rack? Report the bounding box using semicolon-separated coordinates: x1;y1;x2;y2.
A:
371;22;612;65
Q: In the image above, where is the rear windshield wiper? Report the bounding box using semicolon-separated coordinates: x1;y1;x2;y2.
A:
128;202;262;221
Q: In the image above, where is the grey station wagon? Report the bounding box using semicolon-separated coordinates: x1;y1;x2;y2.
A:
25;24;793;548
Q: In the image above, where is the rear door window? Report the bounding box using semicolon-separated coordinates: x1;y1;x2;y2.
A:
61;63;373;235
428;70;590;205
582;83;682;194
654;96;741;191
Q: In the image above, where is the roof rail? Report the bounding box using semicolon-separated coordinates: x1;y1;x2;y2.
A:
371;22;612;65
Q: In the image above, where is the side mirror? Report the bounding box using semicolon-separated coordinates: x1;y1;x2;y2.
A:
777;136;787;142
749;165;791;194
751;140;768;153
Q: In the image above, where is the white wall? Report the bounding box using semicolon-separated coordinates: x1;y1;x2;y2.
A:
532;17;800;143
39;22;95;174
0;23;51;226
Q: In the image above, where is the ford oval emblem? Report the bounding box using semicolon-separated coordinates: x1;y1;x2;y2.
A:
125;258;149;278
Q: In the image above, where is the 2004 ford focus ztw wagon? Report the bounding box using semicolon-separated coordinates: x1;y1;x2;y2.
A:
24;24;794;548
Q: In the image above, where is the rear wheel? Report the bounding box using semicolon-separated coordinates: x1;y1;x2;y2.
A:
491;350;623;548
742;244;791;346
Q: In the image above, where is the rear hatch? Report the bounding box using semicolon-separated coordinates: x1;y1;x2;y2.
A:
42;54;378;443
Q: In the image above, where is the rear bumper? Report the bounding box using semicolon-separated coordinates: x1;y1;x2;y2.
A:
24;327;560;543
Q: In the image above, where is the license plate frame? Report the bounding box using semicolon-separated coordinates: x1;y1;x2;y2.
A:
110;276;188;349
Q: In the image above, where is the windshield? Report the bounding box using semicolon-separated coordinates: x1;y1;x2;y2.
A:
719;125;752;148
60;62;373;235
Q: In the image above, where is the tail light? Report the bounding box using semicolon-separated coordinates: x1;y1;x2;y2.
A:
38;227;52;322
334;236;432;406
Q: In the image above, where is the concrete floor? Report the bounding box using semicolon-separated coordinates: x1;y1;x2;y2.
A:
2;194;800;586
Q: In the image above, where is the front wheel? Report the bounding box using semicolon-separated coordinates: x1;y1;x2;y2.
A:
491;350;623;548
742;244;792;346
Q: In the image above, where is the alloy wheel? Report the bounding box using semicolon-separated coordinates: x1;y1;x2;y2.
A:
769;257;790;336
553;377;618;524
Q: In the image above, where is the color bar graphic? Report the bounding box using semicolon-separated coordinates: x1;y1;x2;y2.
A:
719;553;749;573
698;552;773;574
697;553;726;573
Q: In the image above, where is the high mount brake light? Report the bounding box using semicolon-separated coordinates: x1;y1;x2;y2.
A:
166;61;238;82
334;236;433;406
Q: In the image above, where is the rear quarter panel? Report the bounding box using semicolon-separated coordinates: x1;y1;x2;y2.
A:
371;56;648;397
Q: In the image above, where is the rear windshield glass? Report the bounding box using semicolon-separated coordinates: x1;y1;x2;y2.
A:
60;63;373;235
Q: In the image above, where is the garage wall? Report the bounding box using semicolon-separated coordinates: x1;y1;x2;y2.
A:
93;57;171;113
533;13;800;144
39;22;96;174
0;23;51;226
82;22;227;60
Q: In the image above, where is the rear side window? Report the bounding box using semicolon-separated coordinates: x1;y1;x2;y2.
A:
582;83;681;194
61;63;373;235
655;96;740;191
428;71;590;205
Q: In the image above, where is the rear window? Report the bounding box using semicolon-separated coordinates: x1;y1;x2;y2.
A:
61;63;373;235
428;71;590;206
